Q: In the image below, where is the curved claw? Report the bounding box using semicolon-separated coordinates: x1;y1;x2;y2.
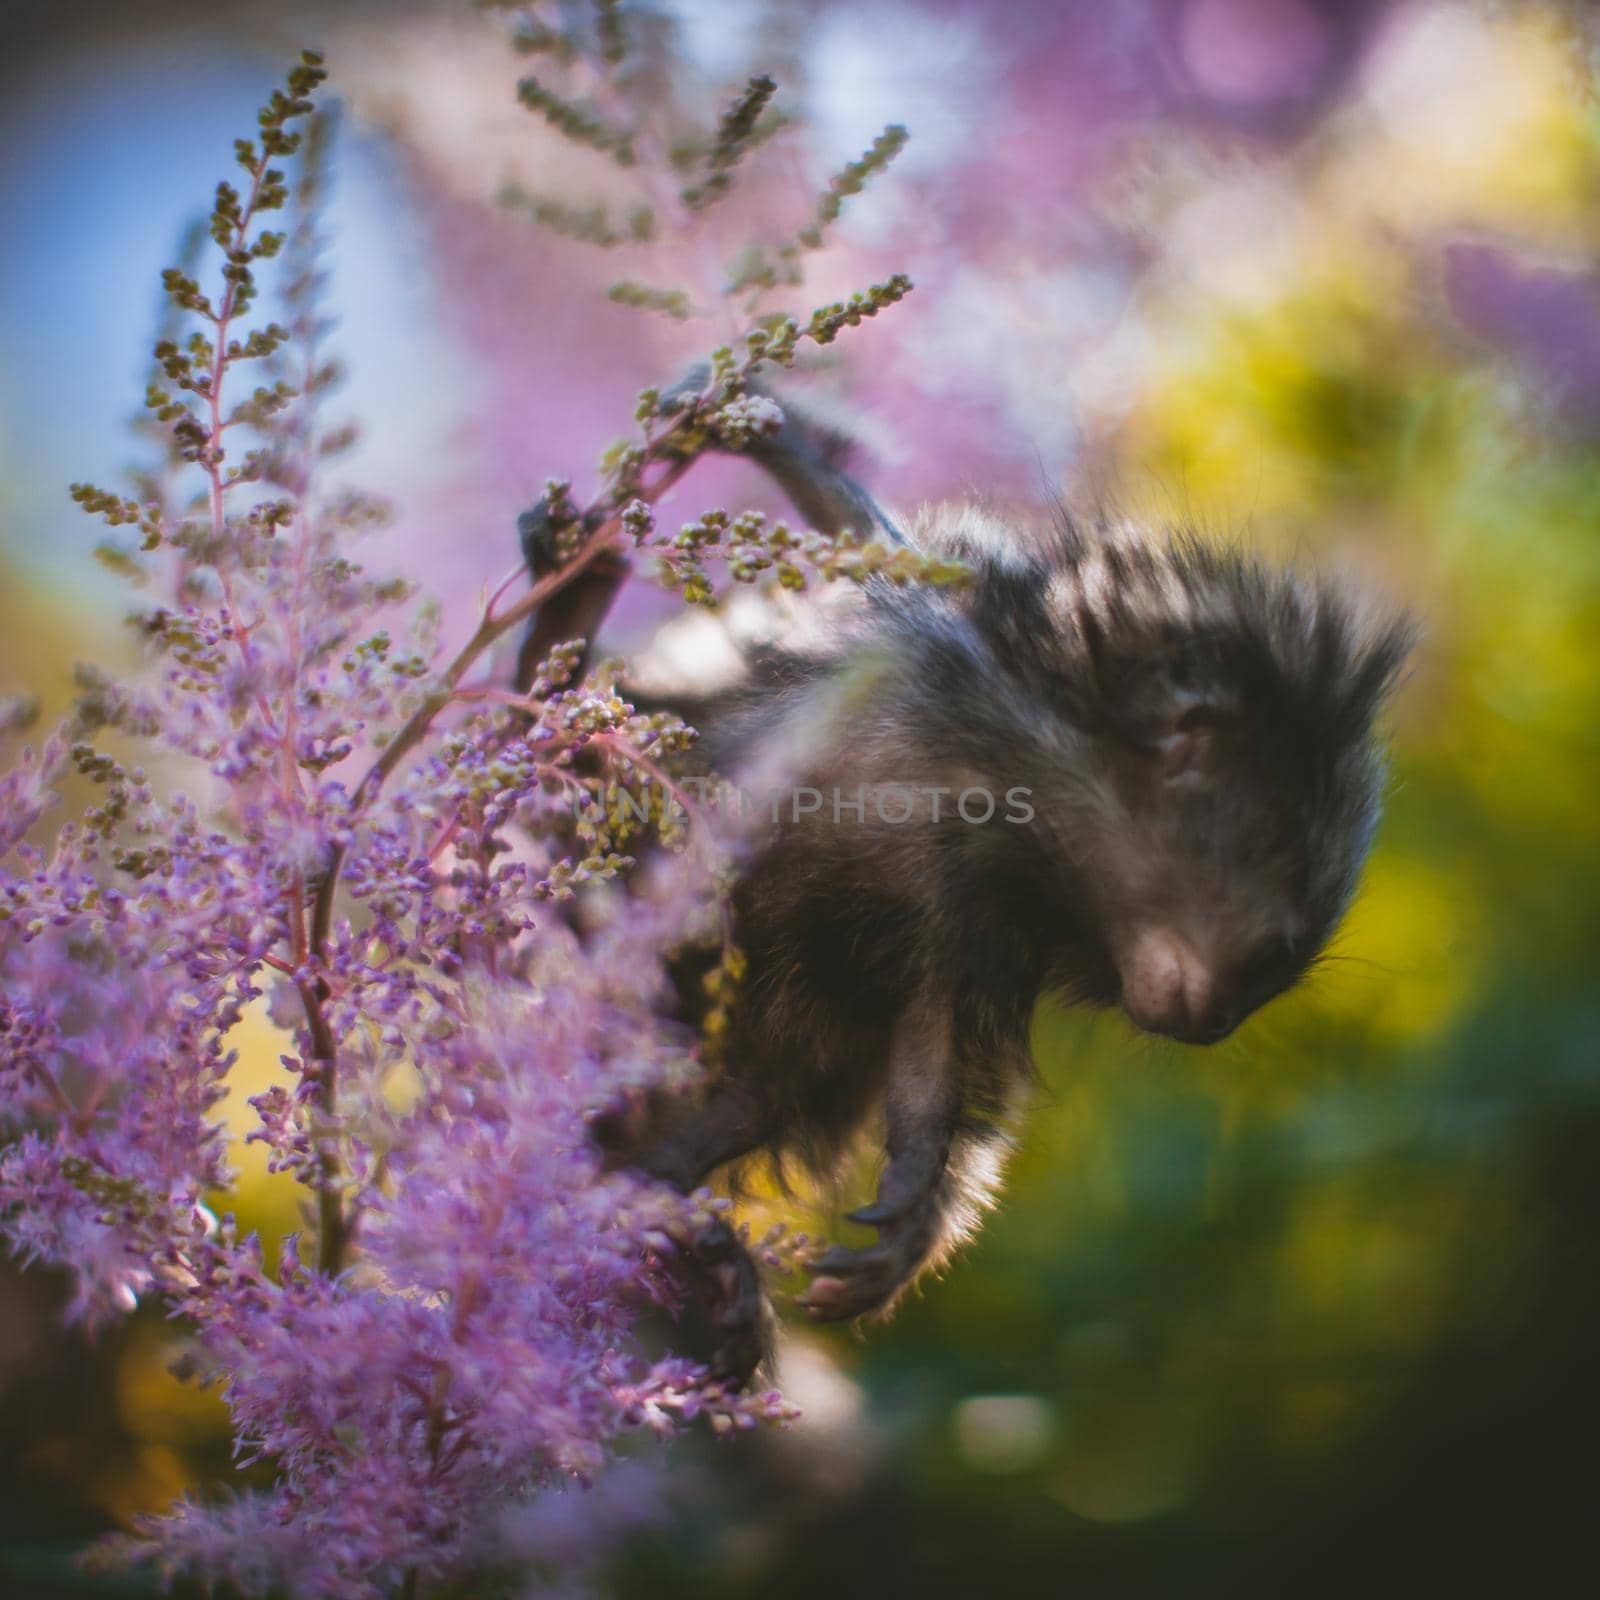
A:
811;1243;864;1275
845;1202;894;1227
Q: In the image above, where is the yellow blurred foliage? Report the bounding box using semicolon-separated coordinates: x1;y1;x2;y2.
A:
212;1001;309;1260
1321;850;1485;1046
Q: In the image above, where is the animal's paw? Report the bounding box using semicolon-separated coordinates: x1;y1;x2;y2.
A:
694;1219;770;1388
800;1242;914;1322
707;1309;767;1389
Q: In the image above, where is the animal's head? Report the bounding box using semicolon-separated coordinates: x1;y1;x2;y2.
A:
1042;533;1414;1043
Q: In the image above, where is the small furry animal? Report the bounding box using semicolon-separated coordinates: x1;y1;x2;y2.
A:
518;396;1413;1382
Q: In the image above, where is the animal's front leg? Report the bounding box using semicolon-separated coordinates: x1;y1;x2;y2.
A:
637;1080;776;1384
804;996;966;1322
657;366;906;545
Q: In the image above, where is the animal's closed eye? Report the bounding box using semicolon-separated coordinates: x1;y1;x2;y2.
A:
1155;706;1232;783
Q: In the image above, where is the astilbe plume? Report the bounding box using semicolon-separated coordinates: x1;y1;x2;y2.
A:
0;15;930;1589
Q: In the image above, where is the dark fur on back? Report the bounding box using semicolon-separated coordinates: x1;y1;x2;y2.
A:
677;512;1411;1178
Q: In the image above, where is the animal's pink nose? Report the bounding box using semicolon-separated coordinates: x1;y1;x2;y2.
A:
1119;929;1233;1043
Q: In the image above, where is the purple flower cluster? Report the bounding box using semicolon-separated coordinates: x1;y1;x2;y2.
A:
0;54;798;1599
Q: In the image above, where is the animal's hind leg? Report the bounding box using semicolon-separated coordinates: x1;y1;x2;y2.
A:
637;1079;776;1385
804;999;1017;1322
802;997;962;1320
